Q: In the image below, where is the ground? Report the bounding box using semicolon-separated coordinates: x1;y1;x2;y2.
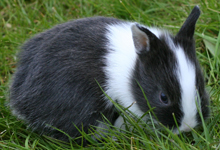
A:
0;0;219;149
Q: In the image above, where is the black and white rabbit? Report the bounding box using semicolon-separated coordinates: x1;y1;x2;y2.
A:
10;6;209;143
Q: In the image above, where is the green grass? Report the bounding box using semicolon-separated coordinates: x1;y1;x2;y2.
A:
0;0;220;149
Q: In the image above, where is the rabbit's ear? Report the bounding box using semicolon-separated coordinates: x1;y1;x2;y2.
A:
131;24;150;54
176;6;200;39
131;24;160;55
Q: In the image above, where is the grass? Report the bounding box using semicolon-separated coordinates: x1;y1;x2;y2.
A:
0;0;220;149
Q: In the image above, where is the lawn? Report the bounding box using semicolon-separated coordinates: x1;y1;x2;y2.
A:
0;0;220;149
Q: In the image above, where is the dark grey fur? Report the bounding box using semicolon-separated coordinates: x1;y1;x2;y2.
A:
10;17;122;143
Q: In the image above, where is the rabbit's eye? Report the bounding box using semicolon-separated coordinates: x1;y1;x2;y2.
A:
160;92;168;104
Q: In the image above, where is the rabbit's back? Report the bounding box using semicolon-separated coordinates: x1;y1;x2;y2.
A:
10;17;122;141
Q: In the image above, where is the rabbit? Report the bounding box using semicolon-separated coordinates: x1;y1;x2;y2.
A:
10;5;209;144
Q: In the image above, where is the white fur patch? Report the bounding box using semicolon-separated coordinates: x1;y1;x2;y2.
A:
173;45;198;132
104;23;165;117
114;115;125;129
104;23;143;116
